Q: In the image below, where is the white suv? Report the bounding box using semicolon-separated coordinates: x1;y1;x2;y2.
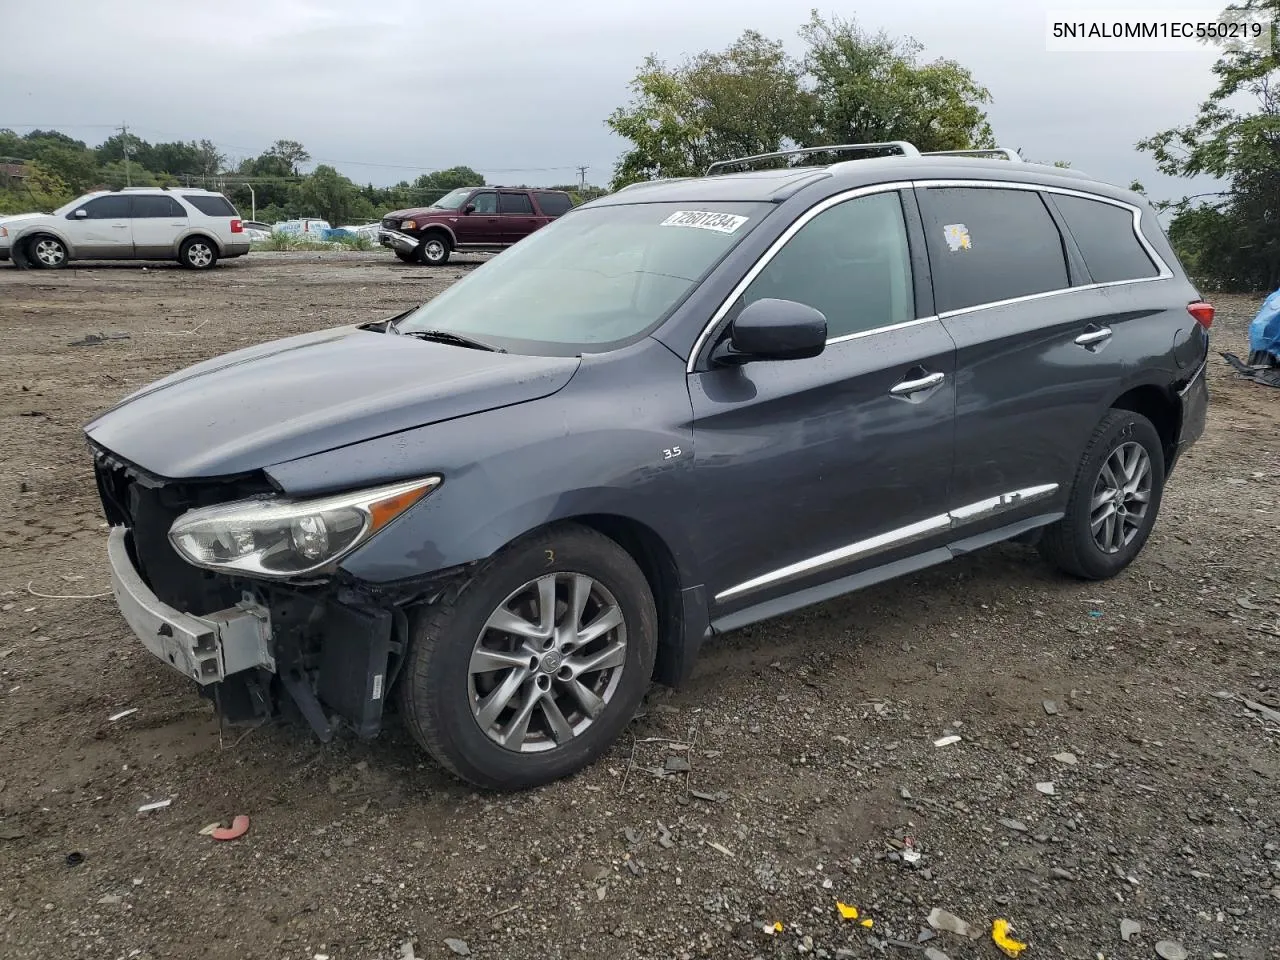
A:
0;187;251;270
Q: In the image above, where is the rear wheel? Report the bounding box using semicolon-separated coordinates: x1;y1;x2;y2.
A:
28;234;68;269
419;234;451;265
1038;409;1165;580
180;237;218;270
398;524;657;790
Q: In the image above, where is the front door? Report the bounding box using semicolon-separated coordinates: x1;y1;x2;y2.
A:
66;195;133;259
498;191;543;244
454;190;502;246
689;188;958;619
129;194;188;258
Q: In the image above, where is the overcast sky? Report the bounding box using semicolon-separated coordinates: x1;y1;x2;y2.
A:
0;0;1227;201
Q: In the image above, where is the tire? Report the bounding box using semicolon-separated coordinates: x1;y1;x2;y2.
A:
1038;409;1166;580
179;236;218;270
398;523;657;790
27;234;68;269
419;233;451;265
394;249;416;263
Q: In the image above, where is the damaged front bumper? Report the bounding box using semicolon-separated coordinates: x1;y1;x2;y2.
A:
378;229;421;255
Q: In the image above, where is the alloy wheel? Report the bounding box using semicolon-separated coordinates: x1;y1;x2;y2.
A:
423;239;446;263
187;242;213;267
34;238;65;267
1090;440;1151;554
468;572;627;753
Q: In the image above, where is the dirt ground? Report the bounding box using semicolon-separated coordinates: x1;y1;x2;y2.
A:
0;252;1277;960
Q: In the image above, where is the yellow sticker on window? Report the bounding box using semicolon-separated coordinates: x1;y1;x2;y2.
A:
943;223;972;251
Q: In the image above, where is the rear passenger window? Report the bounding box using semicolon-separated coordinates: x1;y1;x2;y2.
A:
742;190;914;340
131;195;186;218
499;192;535;215
1050;194;1159;284
535;192;573;216
182;194;238;217
920;187;1069;313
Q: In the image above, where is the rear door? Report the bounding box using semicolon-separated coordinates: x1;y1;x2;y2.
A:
916;183;1126;535
129;194;188;257
66;195;133;258
498;191;542;243
690;187;958;618
454;190;502;245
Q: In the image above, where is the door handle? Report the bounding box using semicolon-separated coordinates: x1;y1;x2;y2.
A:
112;224;129;230
1075;326;1113;347
890;371;945;397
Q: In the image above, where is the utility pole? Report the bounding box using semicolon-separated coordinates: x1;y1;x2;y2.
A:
576;165;588;192
118;122;132;186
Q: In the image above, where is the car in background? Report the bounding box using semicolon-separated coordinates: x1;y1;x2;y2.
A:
0;187;249;269
379;186;574;265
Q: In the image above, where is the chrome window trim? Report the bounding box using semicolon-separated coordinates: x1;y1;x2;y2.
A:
714;482;1060;603
685;178;1173;372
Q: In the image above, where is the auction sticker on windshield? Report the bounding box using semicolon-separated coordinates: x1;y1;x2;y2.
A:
660;210;750;234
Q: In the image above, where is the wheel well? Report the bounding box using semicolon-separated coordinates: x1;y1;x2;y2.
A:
182;233;219;253
1111;384;1179;466
569;514;684;686
419;226;452;246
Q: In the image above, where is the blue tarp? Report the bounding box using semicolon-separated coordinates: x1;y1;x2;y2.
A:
1249;289;1280;357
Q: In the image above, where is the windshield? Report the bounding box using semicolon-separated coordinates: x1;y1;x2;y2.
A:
396;200;772;354
430;188;473;210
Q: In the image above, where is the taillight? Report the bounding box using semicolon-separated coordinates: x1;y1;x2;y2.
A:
230;219;243;234
1187;301;1214;330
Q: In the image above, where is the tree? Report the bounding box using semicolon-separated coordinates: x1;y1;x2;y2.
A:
606;32;813;187
297;164;359;223
33;144;99;192
1137;0;1280;289
801;11;993;153
414;166;486;192
268;139;311;174
0;161;73;215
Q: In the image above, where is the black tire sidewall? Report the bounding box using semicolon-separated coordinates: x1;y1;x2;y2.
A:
1064;411;1166;578
402;526;656;790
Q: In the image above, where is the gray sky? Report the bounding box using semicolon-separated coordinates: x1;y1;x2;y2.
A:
0;0;1225;201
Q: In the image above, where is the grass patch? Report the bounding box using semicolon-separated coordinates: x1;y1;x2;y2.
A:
251;232;374;252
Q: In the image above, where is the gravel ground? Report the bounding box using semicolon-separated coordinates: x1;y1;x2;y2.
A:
0;253;1277;960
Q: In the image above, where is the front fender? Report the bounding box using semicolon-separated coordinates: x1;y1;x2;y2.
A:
12;223;77;258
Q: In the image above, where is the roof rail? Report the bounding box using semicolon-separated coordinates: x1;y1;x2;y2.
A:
923;148;1023;162
706;141;920;175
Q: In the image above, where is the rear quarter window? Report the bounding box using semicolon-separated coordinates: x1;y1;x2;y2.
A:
919;186;1070;313
182;194;239;217
535;192;573;217
1050;194;1160;284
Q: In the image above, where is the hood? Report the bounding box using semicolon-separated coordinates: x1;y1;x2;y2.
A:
84;325;580;479
384;206;446;221
2;212;51;228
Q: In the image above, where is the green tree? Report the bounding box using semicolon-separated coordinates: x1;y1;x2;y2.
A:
32;144;99;192
268;139;311;174
297;164;359;223
414;165;485;192
0;161;73;215
801;11;993;153
1137;0;1280;289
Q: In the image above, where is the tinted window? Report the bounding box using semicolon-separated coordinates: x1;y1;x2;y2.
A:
535;192;573;216
742;190;914;339
181;194;238;217
1052;194;1159;284
77;196;132;219
131;195;186;218
470;192;498;214
921;187;1069;312
499;192;535;215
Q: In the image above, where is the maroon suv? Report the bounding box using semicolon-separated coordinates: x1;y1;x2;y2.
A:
379;186;574;265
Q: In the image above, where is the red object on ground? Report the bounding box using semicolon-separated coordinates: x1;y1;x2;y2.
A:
211;815;250;841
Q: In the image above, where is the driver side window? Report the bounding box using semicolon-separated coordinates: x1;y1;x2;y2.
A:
470;192;498;215
742;190;914;340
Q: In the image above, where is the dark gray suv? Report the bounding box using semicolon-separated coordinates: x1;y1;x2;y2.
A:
85;142;1211;790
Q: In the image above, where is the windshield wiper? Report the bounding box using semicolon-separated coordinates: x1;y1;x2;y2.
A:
395;327;506;353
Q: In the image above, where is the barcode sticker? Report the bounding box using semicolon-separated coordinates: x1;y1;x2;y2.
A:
660;210;749;234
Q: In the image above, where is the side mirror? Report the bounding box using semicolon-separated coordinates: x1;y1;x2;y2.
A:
712;298;827;365
74;208;88;218
463;203;476;215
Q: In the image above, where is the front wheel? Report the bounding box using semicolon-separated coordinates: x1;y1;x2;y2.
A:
398;524;657;790
1038;409;1166;580
179;237;218;270
28;234;68;269
419;234;451;265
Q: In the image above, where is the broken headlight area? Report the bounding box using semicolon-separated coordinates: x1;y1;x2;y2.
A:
168;476;441;578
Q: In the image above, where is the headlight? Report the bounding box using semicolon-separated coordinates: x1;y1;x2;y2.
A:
0;227;8;238
168;476;440;578
401;219;417;230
